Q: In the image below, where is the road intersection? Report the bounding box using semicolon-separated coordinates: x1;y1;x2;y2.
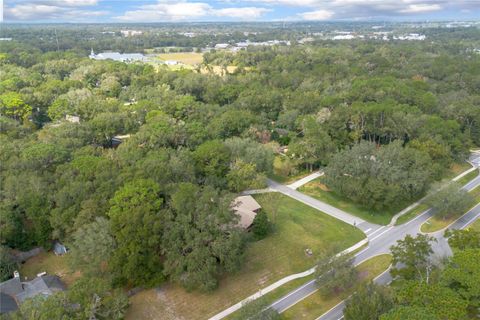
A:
270;154;480;319
210;153;480;320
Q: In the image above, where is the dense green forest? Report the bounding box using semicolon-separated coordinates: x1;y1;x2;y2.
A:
1;24;479;319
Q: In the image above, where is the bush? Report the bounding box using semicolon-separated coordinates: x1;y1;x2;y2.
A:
251;210;272;240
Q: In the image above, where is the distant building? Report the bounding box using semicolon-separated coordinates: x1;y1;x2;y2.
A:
0;272;66;314
232;196;262;230
181;32;196;38
89;49;147;63
394;33;426;41
120;30;143;37
0;38;12;41
332;35;356;40
164;60;179;65
298;37;315;44
215;43;230;50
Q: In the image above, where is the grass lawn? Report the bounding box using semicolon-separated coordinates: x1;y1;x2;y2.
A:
469;218;480;231
281;254;392;320
421;185;480;233
125;193;365;320
447;162;473;179
395;203;430;226
299;178;393;225
156;52;204;65
421;215;460;233
19;251;80;286
224;274;316;320
455;169;479;186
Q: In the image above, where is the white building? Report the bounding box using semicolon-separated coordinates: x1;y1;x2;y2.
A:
120;30;143;37
89;49;147;63
164;60;179;65
215;43;230;49
394;33;426;41
332;35;356;40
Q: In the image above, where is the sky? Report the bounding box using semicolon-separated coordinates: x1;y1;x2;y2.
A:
1;0;480;23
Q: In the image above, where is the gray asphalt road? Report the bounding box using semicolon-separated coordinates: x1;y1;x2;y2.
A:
270;173;480;319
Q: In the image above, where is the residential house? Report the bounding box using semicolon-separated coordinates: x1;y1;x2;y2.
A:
232;195;262;229
0;272;66;314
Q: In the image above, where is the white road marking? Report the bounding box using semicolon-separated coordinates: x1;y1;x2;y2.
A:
364;228;372;234
370;226;393;242
405;208;431;226
461;212;480;229
314;300;346;320
277;287;318;313
272;280;315;308
366;226;385;237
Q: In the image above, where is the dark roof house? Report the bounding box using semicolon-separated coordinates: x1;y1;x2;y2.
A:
0;272;66;314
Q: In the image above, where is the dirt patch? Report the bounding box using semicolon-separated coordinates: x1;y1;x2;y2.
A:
126;288;183;320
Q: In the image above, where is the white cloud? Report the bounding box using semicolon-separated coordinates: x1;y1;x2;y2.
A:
213;7;271;19
4;0;106;21
243;0;455;19
244;0;319;6
116;2;210;21
400;4;442;13
298;9;334;20
115;1;270;22
56;0;98;6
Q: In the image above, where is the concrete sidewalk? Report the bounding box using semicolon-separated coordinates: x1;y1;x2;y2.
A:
287;171;324;190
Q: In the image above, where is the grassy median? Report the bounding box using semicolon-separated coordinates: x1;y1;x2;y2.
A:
281;254;392;320
421;185;480;233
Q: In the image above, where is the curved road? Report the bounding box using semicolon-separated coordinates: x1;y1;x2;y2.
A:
270;164;480;319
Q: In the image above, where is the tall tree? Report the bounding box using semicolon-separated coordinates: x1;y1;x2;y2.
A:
108;179;165;287
0;92;32;122
68;217;115;275
425;182;475;219
315;252;357;296
344;283;394;320
0;246;17;281
390;234;435;283
163;183;243;291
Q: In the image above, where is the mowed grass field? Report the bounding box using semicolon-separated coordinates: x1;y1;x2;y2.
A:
156;52;204;65
125;193;365;320
281;254;392;320
19;251;80;286
299;178;393;225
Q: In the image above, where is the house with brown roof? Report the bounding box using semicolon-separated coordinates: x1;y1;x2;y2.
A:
232;195;262;230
